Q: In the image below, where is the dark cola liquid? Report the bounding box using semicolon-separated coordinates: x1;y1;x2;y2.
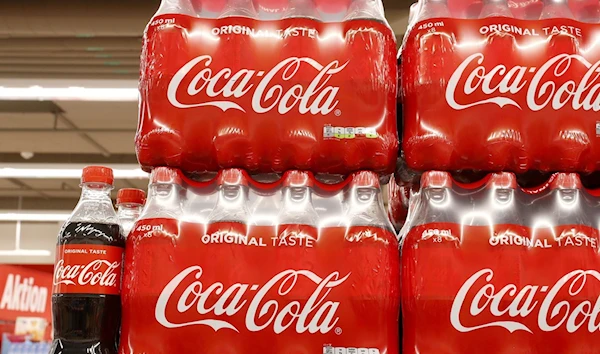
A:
51;222;124;354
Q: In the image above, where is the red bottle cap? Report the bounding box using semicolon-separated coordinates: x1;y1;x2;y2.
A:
218;169;249;186
350;171;380;189
550;173;582;190
117;188;146;206
282;171;314;188
81;166;114;185
486;172;517;189
151;167;183;185
421;171;452;189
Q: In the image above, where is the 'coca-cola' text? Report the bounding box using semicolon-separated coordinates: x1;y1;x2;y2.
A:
155;266;350;333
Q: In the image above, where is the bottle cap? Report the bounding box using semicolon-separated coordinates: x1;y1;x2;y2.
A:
421;171;452;189
218;168;249;186
81;166;114;185
254;0;288;12
350;171;380;189
486;172;517;189
550;173;582;190
283;171;314;188
117;188;146;206
151;167;183;185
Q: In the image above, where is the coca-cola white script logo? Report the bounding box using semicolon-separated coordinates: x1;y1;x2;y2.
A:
446;53;600;111
167;55;348;115
155;266;350;333
53;259;120;288
451;268;600;334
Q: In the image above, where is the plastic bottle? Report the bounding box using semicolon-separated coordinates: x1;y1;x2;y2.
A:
50;166;123;354
116;188;146;237
415;0;451;22
344;171;391;229
315;0;351;22
540;0;574;19
253;0;288;19
219;0;257;18
208;168;250;223
283;0;319;19
344;0;387;22
278;171;319;226
479;0;514;17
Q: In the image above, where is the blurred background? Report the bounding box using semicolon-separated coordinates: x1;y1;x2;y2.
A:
0;0;410;265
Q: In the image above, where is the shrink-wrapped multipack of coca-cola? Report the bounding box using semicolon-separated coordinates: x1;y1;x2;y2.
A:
137;0;398;175
401;0;600;173
121;167;399;354
400;170;600;354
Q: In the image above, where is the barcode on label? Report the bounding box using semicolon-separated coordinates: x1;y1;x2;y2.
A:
323;347;380;354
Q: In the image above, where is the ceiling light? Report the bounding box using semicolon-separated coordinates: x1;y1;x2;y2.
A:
0;86;138;102
0;164;148;179
0;250;51;257
0;211;71;222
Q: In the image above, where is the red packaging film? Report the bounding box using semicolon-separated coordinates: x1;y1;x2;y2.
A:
399;171;600;354
136;0;398;175
401;0;600;173
120;167;400;354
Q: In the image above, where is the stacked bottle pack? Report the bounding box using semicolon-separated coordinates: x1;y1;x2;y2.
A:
50;0;401;354
120;167;399;353
400;170;600;354
137;0;398;175
401;0;600;173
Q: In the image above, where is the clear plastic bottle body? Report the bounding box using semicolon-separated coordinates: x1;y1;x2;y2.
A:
283;0;319;19
344;185;392;230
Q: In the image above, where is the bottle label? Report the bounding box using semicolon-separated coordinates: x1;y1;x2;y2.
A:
53;222;124;297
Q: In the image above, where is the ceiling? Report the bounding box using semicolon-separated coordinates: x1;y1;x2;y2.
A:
0;0;411;213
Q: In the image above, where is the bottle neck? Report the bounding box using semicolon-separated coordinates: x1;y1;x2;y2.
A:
70;183;118;224
345;187;389;227
117;204;143;219
281;187;314;211
141;183;182;219
211;185;250;223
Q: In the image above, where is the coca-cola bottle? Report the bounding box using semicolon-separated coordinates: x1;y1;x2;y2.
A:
208;169;250;223
116;188;146;237
51;166;124;354
540;0;574;19
283;0;319;19
344;0;386;22
219;0;257;18
416;0;451;22
479;0;513;17
278;171;319;226
314;0;351;21
344;171;391;229
194;0;227;18
253;0;288;19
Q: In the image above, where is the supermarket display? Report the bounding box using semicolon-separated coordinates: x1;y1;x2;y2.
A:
116;188;146;236
120;167;400;354
50;167;124;354
401;0;600;173
136;0;398;175
400;170;600;354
